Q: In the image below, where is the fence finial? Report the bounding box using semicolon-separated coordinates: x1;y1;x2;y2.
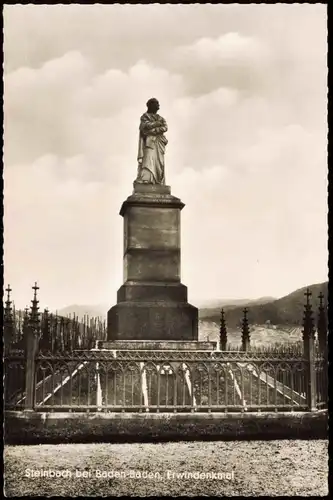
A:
304;287;312;305
219;308;227;351
241;307;250;351
30;282;39;313
4;285;14;350
29;282;40;338
302;287;315;357
4;284;13;317
32;281;39;302
5;284;12;302
317;291;327;354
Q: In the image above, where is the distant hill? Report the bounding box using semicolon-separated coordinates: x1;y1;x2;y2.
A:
57;297;276;322
248;296;277;306
56;304;107;320
200;282;328;328
53;282;327;328
10;305;106;321
196;298;252;309
199;296;276;319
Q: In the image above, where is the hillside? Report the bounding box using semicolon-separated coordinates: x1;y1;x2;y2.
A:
52;282;327;328
57;304;108;320
56;296;276;321
199;296;276;318
199;282;328;328
196;298;253;309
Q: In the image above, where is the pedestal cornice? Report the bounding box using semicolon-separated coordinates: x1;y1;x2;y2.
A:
120;183;185;216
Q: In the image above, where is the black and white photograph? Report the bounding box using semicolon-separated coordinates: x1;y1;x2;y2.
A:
3;4;328;497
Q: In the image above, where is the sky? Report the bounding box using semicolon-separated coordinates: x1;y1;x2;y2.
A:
3;4;328;311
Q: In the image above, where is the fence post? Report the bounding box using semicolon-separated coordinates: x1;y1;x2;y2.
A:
24;282;40;411
302;288;317;411
24;326;39;410
306;333;317;411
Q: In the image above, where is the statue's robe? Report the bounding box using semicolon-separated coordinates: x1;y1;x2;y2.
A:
137;112;168;184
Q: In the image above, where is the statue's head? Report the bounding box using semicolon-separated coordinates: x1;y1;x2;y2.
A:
146;98;159;114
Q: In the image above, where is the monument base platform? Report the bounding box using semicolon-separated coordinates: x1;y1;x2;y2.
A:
107;301;198;341
98;340;217;351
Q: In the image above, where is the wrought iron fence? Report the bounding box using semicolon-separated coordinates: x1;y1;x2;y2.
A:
4;349;327;413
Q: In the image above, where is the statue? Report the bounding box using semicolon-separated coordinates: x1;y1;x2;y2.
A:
136;98;168;185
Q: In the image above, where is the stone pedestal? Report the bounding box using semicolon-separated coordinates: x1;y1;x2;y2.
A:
107;182;198;341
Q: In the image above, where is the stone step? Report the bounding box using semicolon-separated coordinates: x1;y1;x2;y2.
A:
98;340;217;351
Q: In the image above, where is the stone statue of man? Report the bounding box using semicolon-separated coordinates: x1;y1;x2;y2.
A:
136;98;168;185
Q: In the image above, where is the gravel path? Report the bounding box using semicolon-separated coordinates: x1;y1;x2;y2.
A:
4;440;328;497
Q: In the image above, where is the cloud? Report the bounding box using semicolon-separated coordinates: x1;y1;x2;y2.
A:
76;60;185;118
3;4;327;309
171;32;276;99
4;54;187;171
4;51;92;165
175;32;270;66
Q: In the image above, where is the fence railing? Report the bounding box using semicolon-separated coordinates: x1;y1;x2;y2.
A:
4;347;327;413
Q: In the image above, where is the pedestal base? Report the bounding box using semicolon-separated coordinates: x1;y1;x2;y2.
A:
107;301;198;341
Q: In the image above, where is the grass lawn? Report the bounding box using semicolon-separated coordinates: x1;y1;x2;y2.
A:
4;440;328;497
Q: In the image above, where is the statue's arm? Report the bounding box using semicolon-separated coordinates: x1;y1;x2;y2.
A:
149;118;168;135
149;125;167;135
157;118;168;133
140;116;167;135
140;116;156;134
